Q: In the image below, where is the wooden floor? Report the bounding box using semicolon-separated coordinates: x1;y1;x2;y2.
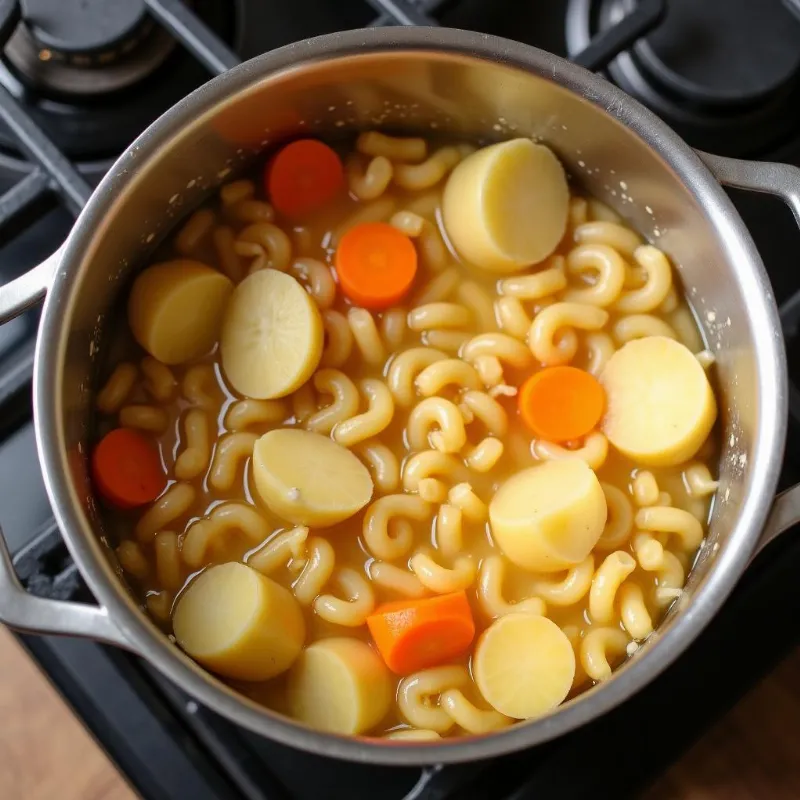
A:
1;626;799;800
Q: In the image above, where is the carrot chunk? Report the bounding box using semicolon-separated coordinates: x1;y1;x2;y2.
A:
518;365;605;442
335;222;417;310
266;139;344;219
366;591;475;675
92;428;166;509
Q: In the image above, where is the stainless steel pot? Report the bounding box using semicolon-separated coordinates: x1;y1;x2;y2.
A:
0;26;799;765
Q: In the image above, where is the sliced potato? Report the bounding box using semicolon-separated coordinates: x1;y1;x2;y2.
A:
128;260;233;364
474;613;575;719
220;269;323;399
489;460;606;572
287;638;392;735
600;336;717;467
442;139;568;273
172;562;304;681
253;428;373;526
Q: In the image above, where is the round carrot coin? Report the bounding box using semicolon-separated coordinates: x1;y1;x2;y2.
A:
335;222;418;310
92;428;166;509
266;139;344;218
518;365;606;442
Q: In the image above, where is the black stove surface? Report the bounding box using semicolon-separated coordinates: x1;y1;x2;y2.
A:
2;1;800;799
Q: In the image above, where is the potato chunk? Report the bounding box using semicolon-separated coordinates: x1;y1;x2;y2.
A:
287;638;392;735
253;428;374;526
489;460;606;572
220;269;323;399
172;562;304;681
474;613;575;719
442;139;569;273
128;260;233;364
600;336;717;467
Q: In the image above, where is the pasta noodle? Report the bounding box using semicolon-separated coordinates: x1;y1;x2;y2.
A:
175;209;215;255
135;483;196;543
447;482;488;522
175;409;211;481
381;307;407;351
407;396;467;453
119;404;168;434
225;398;288;431
292;535;335;605
477;555;546;619
563;244;626;307
410;551;476;594
235;222;292;273
465;437;503;473
415;359;482;396
618;582;654;640
369;561;427;599
213;225;244;282
208;432;258;492
612;245;672;313
495;296;531;340
314;567;376;627
500;259;567;300
589;551;636;624
583;333;616;377
459;391;508;438
612;314;677;344
181;504;273;568
403;450;470;495
182;364;218;413
353;440;400;493
439;689;512;734
635;506;704;552
347;308;386;367
140;357;177;402
116;540;149;580
154;530;182;592
408;302;472;332
532;431;609;472
346;154;393;201
394;146;463;191
307;369;359;435
356;131;426;162
529;302;609;366
411;266;459;306
530;555;594;607
580;627;629;681
320;309;354;368
683;463;719;497
397;665;470;733
332;378;395;447
632;470;659;507
387;347;448;406
97;362;138;413
289;258;336;310
595;483;634;550
423;330;471;353
363;494;431;561
573;221;642;257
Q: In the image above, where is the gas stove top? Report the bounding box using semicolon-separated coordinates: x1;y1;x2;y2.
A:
2;1;800;798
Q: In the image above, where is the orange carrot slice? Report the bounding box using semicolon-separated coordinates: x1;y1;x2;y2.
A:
366;591;475;675
518;365;605;442
266;139;344;218
335;222;417;310
92;428;166;509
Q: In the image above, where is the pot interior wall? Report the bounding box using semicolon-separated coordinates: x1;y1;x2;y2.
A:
60;49;760;703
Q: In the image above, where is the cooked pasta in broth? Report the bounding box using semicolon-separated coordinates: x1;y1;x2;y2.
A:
95;132;718;739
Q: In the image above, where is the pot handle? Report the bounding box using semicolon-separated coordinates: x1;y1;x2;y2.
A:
0;248;61;324
699;151;800;556
758;484;800;558
697;151;800;226
0;523;134;650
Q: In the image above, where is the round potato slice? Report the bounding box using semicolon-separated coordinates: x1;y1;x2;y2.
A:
253;428;374;526
287;638;392;735
128;260;233;364
172;562;305;681
474;613;575;719
489;460;607;572
600;336;717;467
220;269;323;399
442;138;569;273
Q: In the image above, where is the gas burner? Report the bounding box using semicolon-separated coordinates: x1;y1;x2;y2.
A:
5;0;179;96
0;0;238;179
566;0;800;156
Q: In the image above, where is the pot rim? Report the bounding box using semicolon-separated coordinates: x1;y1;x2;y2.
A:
33;26;786;765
